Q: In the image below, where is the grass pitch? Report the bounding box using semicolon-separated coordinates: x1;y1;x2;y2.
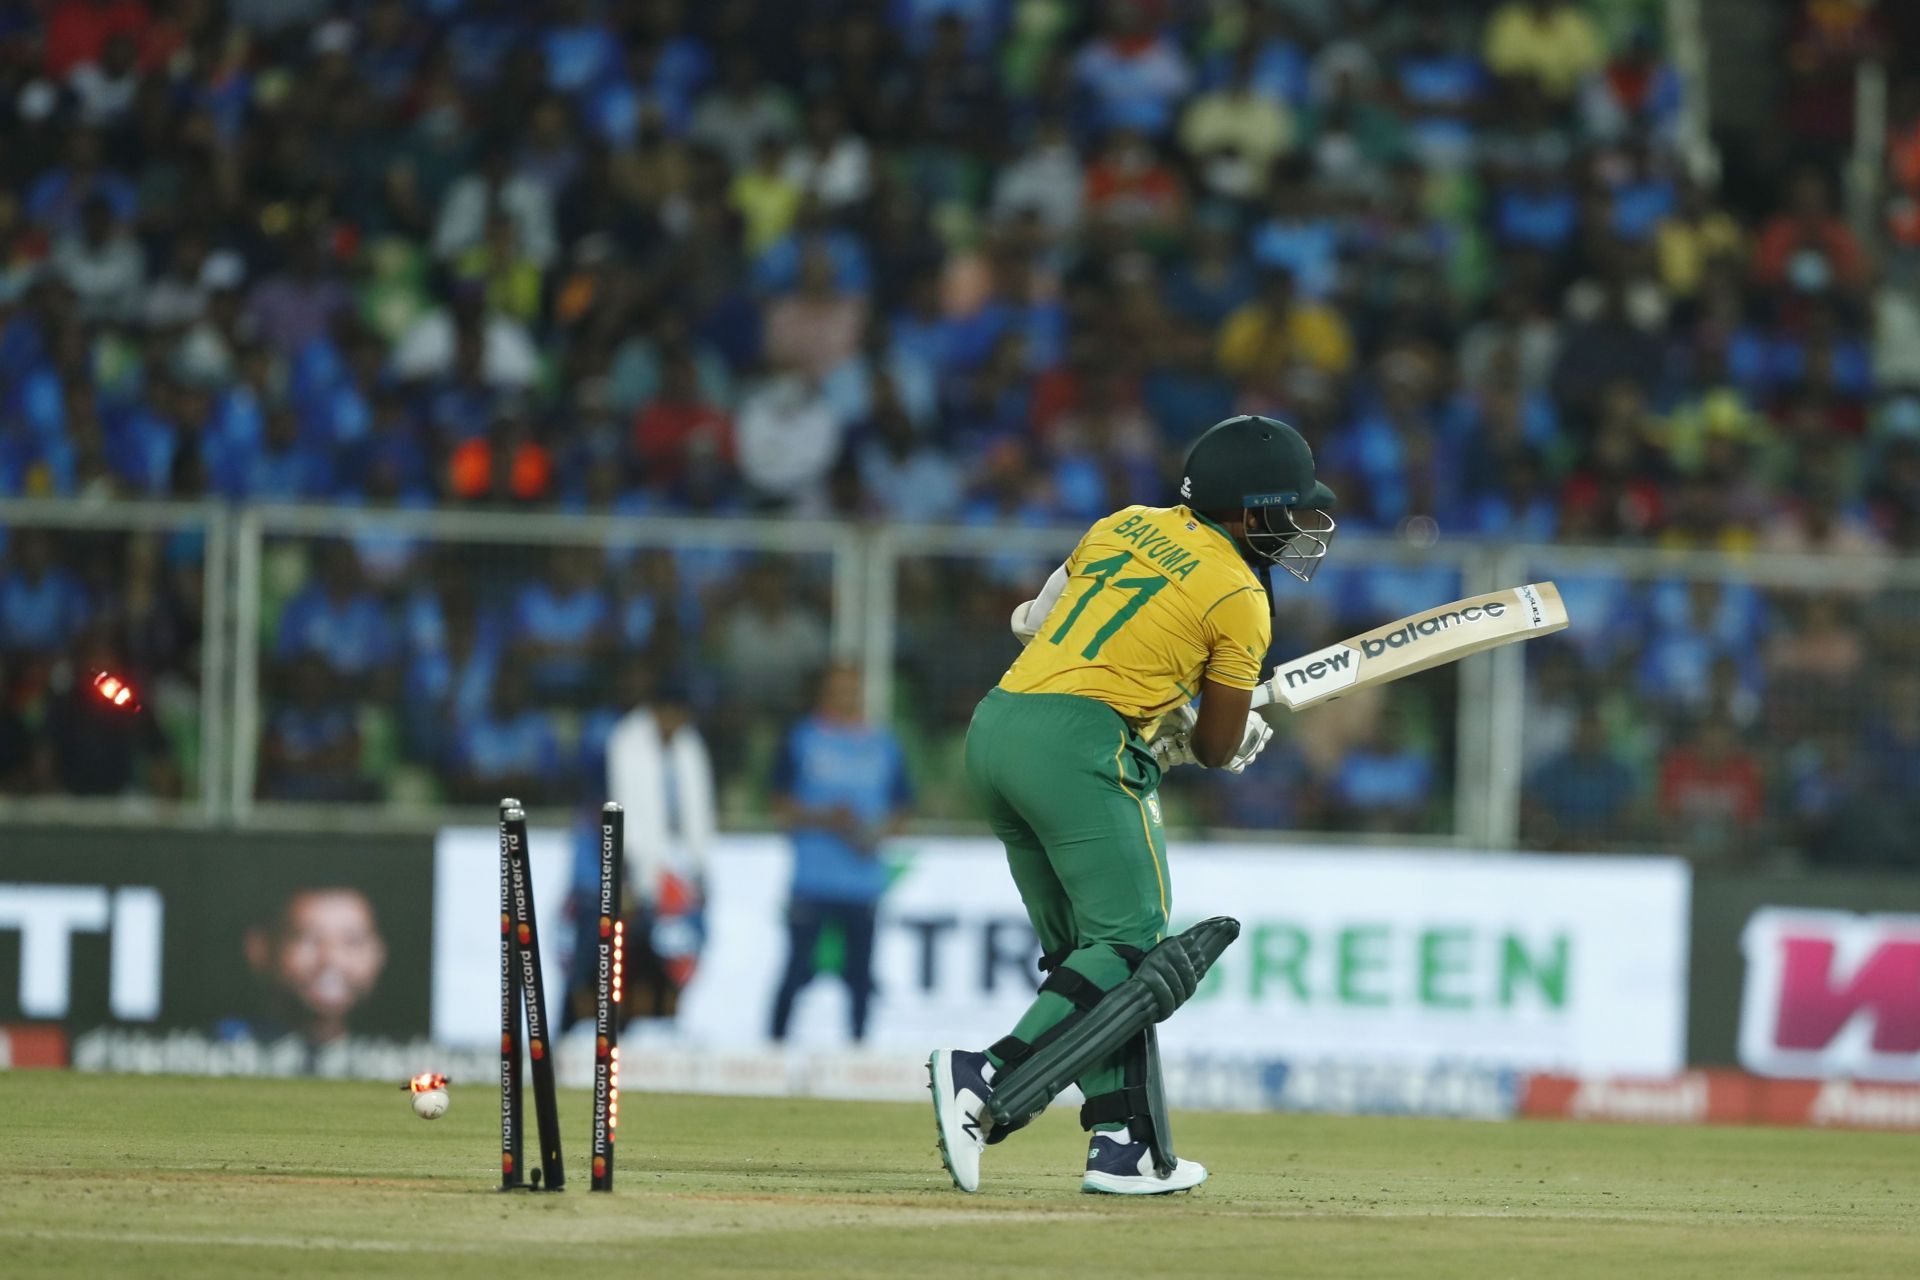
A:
3;1073;1915;1278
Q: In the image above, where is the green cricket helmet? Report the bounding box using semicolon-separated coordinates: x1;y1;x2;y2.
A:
1179;414;1338;582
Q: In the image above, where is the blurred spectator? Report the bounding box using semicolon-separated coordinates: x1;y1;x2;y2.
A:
1767;594;1865;688
1656;176;1745;300
1217;268;1354;382
1885;77;1920;251
1657;716;1765;862
511;547;613;702
1328;709;1434;832
449;666;561;803
993;118;1083;236
856;380;964;522
1782;728;1905;867
764;247;868;379
1580;27;1682;145
216;404;333;501
1248;176;1340;299
393;283;540;389
604;663;714;914
542;0;618;96
1866;673;1920;817
1781;0;1885;149
568;663;715;1024
261;659;369;803
1072;1;1193;138
45;0;153;80
1180;45;1296;202
1551;286;1666;422
1526;706;1639;848
783;100;873;211
690;52;797;170
1483;0;1604;102
249;234;351;355
0;530;89;653
719;560;830;718
768;662;911;1044
735;366;847;510
26;127;136;232
634;349;735;491
433;142;558;269
404;582;501;749
52;195;144;321
729;136;804;254
275;545;397;679
1752;168;1867;304
1639;580;1763;712
1084;129;1185;237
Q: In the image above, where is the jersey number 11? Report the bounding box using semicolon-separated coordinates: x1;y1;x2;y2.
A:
1047;553;1168;659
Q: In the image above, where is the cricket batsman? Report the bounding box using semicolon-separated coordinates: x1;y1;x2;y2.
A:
929;415;1336;1195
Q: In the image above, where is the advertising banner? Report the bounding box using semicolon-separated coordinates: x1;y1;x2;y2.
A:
1;827;434;1071
432;832;1690;1076
1689;873;1920;1081
1521;1071;1920;1132
1739;910;1920;1082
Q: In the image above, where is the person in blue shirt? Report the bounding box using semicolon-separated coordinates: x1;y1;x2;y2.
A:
215;404;334;501
1525;706;1638;848
0;529;88;654
511;547;613;702
768;661;913;1043
275;545;398;679
1331;708;1436;833
543;0;621;96
260;658;368;802
450;666;561;803
24;128;137;234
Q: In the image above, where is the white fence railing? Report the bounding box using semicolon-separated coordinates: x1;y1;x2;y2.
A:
6;499;1917;856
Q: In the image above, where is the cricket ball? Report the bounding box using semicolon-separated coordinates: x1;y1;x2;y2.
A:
411;1087;450;1120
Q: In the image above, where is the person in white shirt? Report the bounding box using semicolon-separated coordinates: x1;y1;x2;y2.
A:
575;665;715;1025
735;363;849;511
783;100;873;210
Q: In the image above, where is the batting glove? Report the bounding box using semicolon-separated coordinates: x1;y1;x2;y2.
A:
1148;703;1199;770
1221;711;1273;775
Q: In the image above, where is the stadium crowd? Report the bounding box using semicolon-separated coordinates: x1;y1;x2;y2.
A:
2;0;1919;867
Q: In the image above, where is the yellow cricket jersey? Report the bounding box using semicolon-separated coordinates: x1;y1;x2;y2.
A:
999;504;1271;728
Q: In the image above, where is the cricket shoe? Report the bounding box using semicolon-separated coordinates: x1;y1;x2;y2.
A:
1081;1131;1208;1195
927;1048;993;1193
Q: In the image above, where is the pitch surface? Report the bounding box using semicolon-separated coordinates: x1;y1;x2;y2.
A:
3;1073;1914;1278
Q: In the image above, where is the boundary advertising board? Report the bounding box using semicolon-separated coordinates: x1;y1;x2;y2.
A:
432;833;1689;1076
1;826;434;1073
1690;872;1920;1082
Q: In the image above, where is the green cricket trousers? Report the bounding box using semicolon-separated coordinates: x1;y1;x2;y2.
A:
963;687;1170;1113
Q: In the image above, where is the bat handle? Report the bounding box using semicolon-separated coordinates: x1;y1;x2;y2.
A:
1249;683;1272;710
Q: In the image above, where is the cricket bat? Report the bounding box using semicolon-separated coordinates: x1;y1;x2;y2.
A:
1251;582;1568;714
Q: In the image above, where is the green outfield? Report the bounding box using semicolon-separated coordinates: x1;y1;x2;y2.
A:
2;1073;1915;1279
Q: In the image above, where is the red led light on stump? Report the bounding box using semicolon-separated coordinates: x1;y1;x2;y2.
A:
93;671;140;710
